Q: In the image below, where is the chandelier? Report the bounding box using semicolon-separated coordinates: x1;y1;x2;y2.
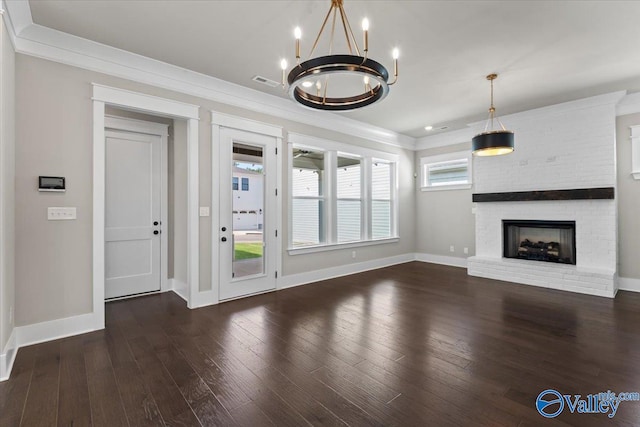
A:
280;0;399;111
472;74;514;156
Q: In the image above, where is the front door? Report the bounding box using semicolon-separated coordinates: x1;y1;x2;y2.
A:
219;128;277;300
105;129;161;299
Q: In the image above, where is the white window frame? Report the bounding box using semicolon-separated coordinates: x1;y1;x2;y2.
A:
288;133;399;255
420;150;473;191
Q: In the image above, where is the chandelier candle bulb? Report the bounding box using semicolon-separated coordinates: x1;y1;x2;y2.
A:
391;48;399;83
294;27;301;61
362;18;369;54
280;59;288;86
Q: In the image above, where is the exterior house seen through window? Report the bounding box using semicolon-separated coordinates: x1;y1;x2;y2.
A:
289;133;398;252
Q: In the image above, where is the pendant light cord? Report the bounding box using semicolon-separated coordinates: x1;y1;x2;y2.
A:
484;74;507;133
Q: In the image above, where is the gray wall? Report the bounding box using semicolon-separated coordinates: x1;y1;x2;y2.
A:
1;18;16;350
14;54;415;326
415;142;475;258
617;113;640;280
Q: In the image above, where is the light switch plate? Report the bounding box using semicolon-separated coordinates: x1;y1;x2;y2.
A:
48;207;76;220
199;207;210;217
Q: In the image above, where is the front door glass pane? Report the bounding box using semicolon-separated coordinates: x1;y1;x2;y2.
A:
232;143;264;278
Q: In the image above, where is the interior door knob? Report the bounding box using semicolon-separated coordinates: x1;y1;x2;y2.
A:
221;227;227;232
153;230;159;235
153;221;159;226
221;237;227;242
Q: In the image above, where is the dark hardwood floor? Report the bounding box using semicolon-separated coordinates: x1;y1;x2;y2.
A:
1;262;640;426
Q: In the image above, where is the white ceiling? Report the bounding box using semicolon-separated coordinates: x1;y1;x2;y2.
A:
28;0;640;138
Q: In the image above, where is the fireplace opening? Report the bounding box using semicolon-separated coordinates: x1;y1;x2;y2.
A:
503;220;576;265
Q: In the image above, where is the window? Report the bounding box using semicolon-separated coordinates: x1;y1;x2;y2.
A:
420;151;472;191
288;133;398;253
371;161;392;239
337;155;362;242
241;177;249;191
291;148;325;247
232;176;239;191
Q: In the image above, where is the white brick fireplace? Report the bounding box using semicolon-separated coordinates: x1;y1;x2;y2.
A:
467;92;625;298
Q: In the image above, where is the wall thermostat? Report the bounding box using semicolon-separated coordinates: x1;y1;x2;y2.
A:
39;176;66;192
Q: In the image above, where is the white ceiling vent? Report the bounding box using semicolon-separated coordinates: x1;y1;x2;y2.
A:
252;75;280;88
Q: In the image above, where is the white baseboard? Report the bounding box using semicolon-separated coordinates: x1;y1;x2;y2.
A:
16;312;99;349
1;311;100;381
618;276;640;293
0;329;17;381
414;253;468;268
188;289;218;309
278;253;415;290
170;278;189;303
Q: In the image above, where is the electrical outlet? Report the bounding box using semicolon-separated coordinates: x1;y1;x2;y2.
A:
351;251;356;259
450;245;455;253
199;207;210;217
464;247;469;254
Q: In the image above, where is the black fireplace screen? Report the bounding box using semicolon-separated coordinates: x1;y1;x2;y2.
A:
503;220;576;265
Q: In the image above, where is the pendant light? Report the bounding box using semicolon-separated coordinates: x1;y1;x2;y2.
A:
472;74;514;156
280;0;399;111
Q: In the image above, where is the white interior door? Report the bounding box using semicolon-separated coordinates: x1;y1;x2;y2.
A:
219;128;277;300
105;129;161;299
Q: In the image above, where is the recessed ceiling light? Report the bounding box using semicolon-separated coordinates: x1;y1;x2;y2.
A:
302;81;314;88
424;125;433;131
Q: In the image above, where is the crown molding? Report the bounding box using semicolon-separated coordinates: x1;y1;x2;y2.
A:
617;92;640;117
467;91;627;130
417;91;629;151
415;127;474;151
3;0;30;36
3;1;415;151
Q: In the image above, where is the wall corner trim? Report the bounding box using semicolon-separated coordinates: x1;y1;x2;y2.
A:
0;328;17;381
1;312;100;381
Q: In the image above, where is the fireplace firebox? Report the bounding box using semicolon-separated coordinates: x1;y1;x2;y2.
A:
503;220;576;265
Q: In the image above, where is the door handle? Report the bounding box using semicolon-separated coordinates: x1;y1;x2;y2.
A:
221;227;227;232
221;237;227;242
154;230;160;235
153;221;159;226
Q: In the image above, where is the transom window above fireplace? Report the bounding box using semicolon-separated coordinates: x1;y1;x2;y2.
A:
503;220;576;265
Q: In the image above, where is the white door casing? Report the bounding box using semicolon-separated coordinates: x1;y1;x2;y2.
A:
94;85;199;330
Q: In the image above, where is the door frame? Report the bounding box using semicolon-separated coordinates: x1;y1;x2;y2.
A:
92;84;200;330
104;116;169;297
211;112;283;303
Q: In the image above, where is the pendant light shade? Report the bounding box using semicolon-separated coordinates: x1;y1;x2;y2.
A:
472;74;514;156
472;131;514;157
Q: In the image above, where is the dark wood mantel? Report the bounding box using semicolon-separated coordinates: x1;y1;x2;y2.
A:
472;187;615;203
